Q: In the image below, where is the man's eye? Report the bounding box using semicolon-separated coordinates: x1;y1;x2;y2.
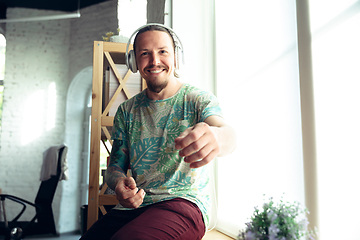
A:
160;50;167;54
141;52;148;56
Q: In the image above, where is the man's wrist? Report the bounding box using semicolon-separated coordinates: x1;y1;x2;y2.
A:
106;170;126;190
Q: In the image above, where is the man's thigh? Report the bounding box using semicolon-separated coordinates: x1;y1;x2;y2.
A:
80;208;145;240
111;198;205;240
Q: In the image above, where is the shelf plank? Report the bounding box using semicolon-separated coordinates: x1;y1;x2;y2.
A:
101;116;114;127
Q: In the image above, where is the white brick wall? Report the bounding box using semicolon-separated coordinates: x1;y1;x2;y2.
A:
69;1;119;81
0;0;118;233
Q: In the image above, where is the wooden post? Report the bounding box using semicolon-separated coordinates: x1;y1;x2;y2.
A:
87;41;104;229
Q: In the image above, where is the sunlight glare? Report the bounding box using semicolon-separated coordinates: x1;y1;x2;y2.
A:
21;90;44;145
117;0;147;38
46;82;56;131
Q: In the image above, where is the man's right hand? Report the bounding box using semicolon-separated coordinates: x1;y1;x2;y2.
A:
114;176;145;208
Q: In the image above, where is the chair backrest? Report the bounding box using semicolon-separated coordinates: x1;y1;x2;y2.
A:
34;146;65;233
35;146;65;205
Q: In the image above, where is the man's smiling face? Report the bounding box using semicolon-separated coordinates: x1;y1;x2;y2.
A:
135;30;176;94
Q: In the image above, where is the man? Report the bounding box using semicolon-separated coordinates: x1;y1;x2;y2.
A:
81;24;236;240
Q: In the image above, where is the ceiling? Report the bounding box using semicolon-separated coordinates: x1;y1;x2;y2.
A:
0;0;110;18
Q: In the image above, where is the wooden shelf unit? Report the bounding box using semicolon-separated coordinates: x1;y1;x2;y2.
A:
87;41;146;229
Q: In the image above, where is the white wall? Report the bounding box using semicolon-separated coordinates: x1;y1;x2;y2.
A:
0;0;118;233
0;8;71;231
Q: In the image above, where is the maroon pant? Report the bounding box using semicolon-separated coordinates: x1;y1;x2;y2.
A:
80;198;206;240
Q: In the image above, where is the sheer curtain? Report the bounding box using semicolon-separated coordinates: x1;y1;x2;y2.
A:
215;0;360;239
309;1;360;239
215;0;305;237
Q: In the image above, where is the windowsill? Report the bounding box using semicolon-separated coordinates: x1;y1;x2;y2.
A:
203;230;235;240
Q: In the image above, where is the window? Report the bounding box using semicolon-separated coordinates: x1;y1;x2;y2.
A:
0;33;6;133
117;0;147;38
308;1;360;239
215;1;304;237
214;0;360;238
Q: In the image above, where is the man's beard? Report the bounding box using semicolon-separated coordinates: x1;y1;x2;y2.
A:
146;79;169;93
144;64;171;93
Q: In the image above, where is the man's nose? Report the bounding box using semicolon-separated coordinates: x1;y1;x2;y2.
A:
150;53;160;65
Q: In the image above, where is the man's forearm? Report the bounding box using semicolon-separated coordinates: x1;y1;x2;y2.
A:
204;115;237;157
106;139;130;190
217;125;237;157
105;166;127;190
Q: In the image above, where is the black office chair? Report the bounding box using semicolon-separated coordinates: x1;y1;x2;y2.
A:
0;146;65;240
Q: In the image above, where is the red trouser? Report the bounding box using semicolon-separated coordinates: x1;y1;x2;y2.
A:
81;198;206;240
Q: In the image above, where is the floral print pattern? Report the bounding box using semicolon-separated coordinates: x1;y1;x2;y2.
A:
111;83;222;226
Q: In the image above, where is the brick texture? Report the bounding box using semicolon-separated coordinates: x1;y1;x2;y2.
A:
0;0;118;233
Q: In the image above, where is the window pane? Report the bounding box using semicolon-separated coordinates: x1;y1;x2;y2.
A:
0;34;5;80
0;34;5;132
309;0;358;32
215;0;305;237
117;0;147;38
310;2;360;238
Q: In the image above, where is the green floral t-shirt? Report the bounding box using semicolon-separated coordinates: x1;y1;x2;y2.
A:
110;83;222;227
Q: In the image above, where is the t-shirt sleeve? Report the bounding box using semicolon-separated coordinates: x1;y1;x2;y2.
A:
111;105;128;141
195;91;223;123
109;106;130;171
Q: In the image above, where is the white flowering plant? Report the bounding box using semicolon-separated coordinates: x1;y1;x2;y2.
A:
102;28;121;42
237;195;316;240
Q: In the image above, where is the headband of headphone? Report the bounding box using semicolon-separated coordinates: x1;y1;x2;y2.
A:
125;23;184;77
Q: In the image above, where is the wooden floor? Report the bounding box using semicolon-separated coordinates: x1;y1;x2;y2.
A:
203;230;235;240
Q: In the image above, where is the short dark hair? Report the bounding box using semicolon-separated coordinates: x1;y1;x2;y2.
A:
133;25;176;56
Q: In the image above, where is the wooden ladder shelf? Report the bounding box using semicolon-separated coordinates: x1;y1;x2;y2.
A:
87;41;146;229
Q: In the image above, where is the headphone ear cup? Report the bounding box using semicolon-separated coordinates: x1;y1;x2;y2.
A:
174;45;181;78
127;50;138;73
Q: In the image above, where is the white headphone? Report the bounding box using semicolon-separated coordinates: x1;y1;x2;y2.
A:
125;23;184;78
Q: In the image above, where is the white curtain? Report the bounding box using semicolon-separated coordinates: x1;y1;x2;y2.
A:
309;1;360;239
215;0;305;238
215;0;360;239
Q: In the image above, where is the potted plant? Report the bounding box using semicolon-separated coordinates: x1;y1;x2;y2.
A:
238;195;316;240
102;28;128;43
